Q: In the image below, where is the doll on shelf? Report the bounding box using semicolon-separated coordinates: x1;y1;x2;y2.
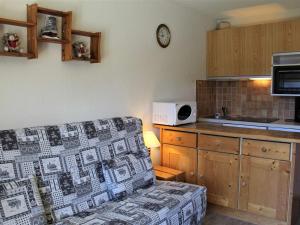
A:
2;33;23;53
72;41;89;59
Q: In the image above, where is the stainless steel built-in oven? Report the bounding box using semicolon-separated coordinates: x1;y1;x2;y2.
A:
272;52;300;96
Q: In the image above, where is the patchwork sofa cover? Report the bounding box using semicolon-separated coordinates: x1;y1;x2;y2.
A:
0;117;207;225
60;181;207;225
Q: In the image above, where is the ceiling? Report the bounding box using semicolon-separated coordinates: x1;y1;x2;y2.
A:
172;0;300;19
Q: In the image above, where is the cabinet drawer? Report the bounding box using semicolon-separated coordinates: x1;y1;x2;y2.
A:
242;139;290;161
198;134;240;154
163;130;197;148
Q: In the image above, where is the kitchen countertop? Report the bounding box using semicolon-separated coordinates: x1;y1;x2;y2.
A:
198;117;300;130
155;122;300;143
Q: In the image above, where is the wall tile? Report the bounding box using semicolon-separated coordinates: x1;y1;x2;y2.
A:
196;80;295;120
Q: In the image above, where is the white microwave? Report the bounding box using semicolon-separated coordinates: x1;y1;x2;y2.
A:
152;102;197;126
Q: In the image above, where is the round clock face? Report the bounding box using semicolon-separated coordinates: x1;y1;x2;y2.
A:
156;24;171;48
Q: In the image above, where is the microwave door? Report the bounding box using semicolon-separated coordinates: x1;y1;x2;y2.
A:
273;67;300;94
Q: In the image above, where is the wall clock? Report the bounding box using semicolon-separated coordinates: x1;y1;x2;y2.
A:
156;24;171;48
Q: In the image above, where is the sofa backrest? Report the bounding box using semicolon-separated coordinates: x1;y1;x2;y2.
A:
0;117;147;223
0;117;145;175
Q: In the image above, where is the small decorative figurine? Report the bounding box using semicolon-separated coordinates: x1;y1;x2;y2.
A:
41;15;59;39
72;41;89;59
2;33;24;53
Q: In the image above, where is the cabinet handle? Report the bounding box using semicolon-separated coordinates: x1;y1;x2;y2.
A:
190;172;195;176
241;181;247;187
176;137;182;141
261;147;267;153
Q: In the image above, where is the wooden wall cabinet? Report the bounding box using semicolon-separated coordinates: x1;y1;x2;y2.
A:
207;18;300;77
240;156;291;221
239;24;272;76
271;19;300;53
198;150;239;209
207;28;240;77
162;144;197;184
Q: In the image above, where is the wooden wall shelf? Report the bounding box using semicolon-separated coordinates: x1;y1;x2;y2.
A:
72;57;90;62
0;11;37;59
66;29;101;63
0;51;32;57
0;4;101;63
37;7;70;17
0;18;34;27
72;30;97;37
38;37;69;44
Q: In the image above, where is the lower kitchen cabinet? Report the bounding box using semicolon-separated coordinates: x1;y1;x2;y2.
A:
162;144;197;184
198;150;239;209
239;156;291;221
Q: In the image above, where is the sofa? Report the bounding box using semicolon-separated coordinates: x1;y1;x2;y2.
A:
0;117;207;225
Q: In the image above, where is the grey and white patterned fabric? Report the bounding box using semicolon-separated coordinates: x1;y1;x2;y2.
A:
59;181;207;225
102;152;156;200
37;147;110;223
0;117;146;223
0;116;207;225
0;176;46;225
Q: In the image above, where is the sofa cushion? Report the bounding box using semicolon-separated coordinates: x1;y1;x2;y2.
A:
0;143;110;223
0;177;46;225
59;181;207;225
102;152;156;200
0;117;146;223
38;147;110;223
0;117;145;181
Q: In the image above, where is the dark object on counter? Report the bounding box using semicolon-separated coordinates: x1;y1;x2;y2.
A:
295;97;300;122
222;107;228;117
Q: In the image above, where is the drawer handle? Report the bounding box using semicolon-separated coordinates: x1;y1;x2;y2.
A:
261;147;268;153
176;137;182;141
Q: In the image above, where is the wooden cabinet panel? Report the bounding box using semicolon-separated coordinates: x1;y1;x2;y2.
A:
207;28;240;77
242;139;290;161
207;18;300;77
162;144;197;183
240;156;291;221
271;19;300;53
239;24;272;75
163;130;197;148
198;150;239;208
198;134;239;154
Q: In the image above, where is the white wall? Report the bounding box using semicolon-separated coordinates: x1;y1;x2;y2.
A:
0;0;212;133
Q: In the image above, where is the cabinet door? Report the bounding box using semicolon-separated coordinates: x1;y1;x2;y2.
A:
240;24;272;75
240;156;291;221
198;150;239;208
162;144;197;184
207;28;240;77
271;19;300;53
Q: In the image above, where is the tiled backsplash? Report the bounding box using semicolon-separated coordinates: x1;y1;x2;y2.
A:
196;80;295;120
